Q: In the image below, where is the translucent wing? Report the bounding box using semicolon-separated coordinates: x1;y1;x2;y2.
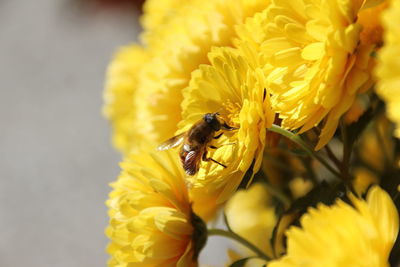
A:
183;150;201;175
156;133;185;151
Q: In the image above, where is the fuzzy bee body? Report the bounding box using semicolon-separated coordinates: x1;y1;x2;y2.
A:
157;112;236;175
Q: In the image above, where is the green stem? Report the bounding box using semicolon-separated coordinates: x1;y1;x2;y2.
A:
299;156;318;185
324;144;342;171
263;181;292;208
339;121;358;195
207;228;270;261
269;124;341;178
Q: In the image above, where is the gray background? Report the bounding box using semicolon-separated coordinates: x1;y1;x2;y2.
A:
0;1;227;266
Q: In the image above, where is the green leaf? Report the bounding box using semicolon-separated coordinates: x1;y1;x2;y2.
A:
288;148;308;157
285;181;350;213
228;257;254;267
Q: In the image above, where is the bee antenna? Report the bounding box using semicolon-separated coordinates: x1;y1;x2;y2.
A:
213;108;223;116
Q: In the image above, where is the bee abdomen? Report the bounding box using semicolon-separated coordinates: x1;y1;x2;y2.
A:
181;150;199;176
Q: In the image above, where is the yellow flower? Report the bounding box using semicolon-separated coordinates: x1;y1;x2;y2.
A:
104;0;271;154
140;0;188;32
357;115;394;172
352;115;393;194
343;94;369;124
103;45;149;154
236;0;377;150
353;168;378;195
179;46;275;203
358;1;388;45
376;0;400;137
268;186;399;267
136;0;270;144
225;183;276;258
190;187;221;222
105;149;207;267
288;177;313;199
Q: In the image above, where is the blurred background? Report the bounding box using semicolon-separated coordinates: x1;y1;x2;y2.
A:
0;1;226;266
0;0;137;266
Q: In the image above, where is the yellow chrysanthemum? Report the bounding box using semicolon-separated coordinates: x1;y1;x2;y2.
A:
106;149;207;267
358;116;394;172
358;1;388;46
288;177;313;199
236;0;377;150
353;168;378;195
179;46;275;203
268;186;399;267
225;183;276;258
343;0;388;126
136;0;270;144
376;0;400;137
343;94;369;124
140;0;189;32
352;115;393;194
190;187;221;222
103;45;149;154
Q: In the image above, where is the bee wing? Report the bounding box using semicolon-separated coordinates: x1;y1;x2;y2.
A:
183;150;202;175
156;133;185;151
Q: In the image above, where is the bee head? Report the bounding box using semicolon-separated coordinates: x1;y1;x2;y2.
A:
203;112;221;131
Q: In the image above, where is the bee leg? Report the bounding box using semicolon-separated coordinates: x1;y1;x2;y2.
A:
222;122;239;131
213;133;223;139
263;88;266;101
209;143;236;150
202;151;227;168
207;158;227;168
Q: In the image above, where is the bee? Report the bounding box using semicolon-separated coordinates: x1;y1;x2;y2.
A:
157;112;237;175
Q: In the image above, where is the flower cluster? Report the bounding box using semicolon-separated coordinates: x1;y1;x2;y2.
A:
104;0;400;266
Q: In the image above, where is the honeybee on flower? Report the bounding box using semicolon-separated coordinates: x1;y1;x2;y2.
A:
157;112;237;175
178;46;275;203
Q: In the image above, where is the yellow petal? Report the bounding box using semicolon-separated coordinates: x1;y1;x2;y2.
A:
301;42;325;60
